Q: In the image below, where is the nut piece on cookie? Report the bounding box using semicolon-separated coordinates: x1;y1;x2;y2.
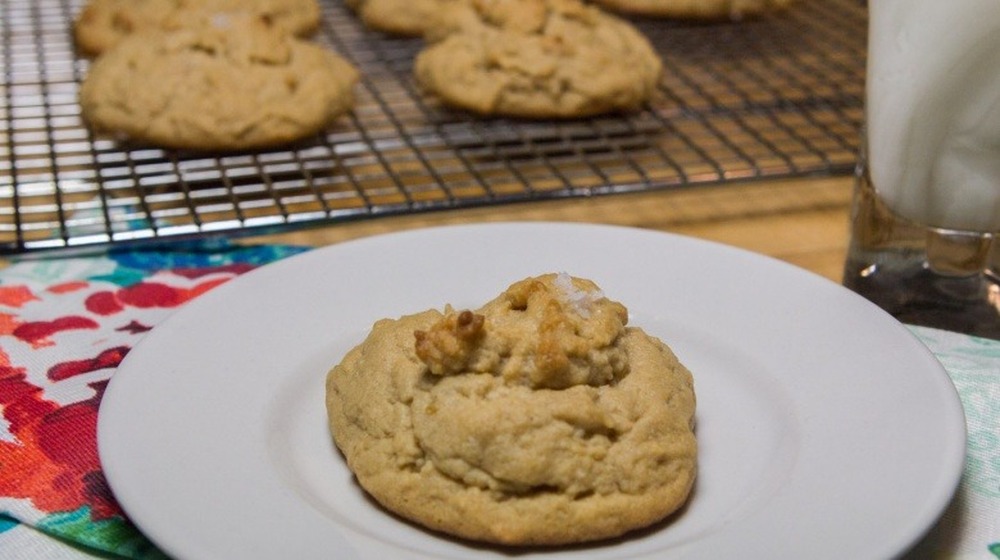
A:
588;0;799;20
78;15;359;151
326;273;697;546
414;0;663;118
73;0;322;56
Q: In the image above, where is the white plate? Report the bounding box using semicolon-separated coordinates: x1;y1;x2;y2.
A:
98;222;966;560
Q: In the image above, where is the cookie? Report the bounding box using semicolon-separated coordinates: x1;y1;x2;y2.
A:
78;16;359;151
326;273;697;545
413;0;663;118
588;0;798;20
73;0;321;56
343;0;454;36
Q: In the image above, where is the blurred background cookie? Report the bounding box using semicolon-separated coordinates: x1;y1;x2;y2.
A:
588;0;799;20
414;0;663;118
78;16;359;151
344;0;456;36
73;0;321;56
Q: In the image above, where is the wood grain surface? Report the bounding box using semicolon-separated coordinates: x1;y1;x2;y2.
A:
245;175;855;283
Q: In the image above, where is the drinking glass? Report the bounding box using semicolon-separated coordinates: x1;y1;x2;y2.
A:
842;0;1000;340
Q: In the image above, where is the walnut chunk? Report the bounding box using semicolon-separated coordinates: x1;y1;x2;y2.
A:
414;309;486;376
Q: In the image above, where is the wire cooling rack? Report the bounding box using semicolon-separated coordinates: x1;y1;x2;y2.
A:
0;0;866;253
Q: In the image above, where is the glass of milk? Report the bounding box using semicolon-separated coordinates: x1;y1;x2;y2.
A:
842;0;1000;339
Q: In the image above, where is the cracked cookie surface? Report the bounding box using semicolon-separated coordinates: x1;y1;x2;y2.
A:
413;0;662;118
73;0;321;56
78;16;358;151
326;273;697;545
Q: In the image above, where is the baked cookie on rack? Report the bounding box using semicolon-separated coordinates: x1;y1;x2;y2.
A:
78;15;359;151
344;0;456;36
73;0;322;56
326;273;698;545
414;0;662;118
587;0;798;20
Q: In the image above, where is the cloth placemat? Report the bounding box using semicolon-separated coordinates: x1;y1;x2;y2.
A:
905;325;1000;559
0;244;996;559
0;242;306;559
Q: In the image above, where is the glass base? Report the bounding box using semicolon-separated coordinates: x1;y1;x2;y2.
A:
842;163;1000;340
843;252;1000;340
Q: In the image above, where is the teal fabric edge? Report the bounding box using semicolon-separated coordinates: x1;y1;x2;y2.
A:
907;324;1000;559
35;507;166;559
0;513;19;534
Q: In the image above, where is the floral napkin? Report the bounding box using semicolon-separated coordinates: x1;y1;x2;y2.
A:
0;241;306;559
0;242;996;559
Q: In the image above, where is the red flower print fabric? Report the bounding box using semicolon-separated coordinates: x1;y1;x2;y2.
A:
0;244;304;558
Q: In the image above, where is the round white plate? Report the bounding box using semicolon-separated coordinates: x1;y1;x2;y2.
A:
98;222;965;560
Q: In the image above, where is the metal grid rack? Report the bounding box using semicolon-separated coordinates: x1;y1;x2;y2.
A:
0;0;866;254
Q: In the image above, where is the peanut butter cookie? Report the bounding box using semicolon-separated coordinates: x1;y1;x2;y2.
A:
326;273;697;545
78;16;358;151
343;0;455;36
589;0;798;20
73;0;321;56
413;0;663;118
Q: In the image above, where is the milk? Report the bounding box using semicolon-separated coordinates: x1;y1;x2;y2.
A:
866;0;1000;233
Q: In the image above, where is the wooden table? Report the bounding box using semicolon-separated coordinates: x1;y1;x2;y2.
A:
247;175;855;284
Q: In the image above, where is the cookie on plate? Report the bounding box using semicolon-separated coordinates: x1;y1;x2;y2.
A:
78;16;359;151
588;0;798;20
326;273;698;545
343;0;456;36
413;0;662;118
73;0;321;56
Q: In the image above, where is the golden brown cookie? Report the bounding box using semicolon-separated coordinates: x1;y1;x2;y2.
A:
413;0;662;118
343;0;456;36
589;0;798;20
73;0;321;56
78;16;358;151
326;273;698;545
